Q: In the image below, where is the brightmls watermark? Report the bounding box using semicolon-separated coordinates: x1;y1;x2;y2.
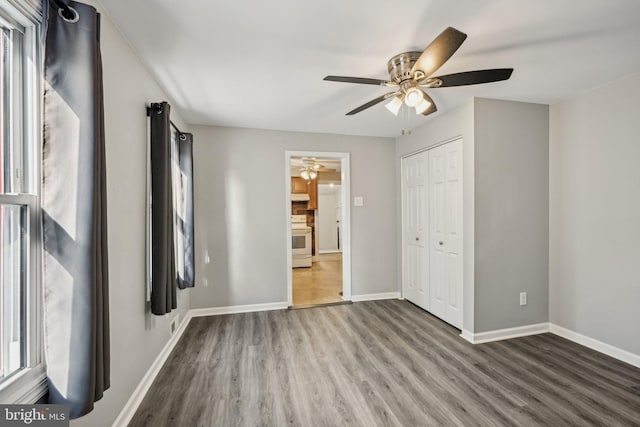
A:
0;405;68;426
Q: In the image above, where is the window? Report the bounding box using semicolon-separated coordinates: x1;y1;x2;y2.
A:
0;1;43;402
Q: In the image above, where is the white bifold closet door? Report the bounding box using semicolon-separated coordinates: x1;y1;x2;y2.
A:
428;140;463;328
402;150;429;310
402;139;463;329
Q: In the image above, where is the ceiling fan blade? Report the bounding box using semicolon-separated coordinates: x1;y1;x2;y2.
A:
411;27;467;78
324;76;395;86
420;92;438;116
432;68;514;87
346;92;399;115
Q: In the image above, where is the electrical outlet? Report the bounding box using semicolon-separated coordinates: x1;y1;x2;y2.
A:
519;292;527;306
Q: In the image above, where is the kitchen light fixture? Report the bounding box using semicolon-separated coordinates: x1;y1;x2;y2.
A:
300;161;320;180
301;169;317;180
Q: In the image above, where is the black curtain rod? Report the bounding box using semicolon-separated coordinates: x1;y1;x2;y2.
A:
51;0;76;20
147;104;187;139
170;120;188;140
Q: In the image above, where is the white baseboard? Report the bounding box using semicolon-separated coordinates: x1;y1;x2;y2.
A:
113;303;640;427
460;323;550;344
549;323;640;369
112;312;193;427
351;292;401;302
460;329;475;343
189;302;289;317
112;301;288;426
459;322;640;369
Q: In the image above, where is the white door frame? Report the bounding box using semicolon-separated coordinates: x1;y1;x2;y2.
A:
285;151;352;306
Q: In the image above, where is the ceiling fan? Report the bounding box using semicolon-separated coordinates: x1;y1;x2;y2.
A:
296;158;336;180
323;27;513;117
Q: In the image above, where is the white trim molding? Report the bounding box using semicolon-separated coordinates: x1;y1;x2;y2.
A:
460;329;474;343
112;301;288;426
112;313;193;427
459;322;640;369
284;150;352;306
0;366;47;404
114;304;640;426
190;302;289;317
351;292;401;302
460;323;550;344
549;323;640;369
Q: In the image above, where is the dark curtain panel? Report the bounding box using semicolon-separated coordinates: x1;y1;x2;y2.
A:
177;133;195;289
42;0;110;419
149;102;177;314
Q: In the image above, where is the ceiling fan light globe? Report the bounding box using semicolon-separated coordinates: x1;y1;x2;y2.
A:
310;170;317;179
301;170;310;180
404;88;424;107
415;99;432;115
385;96;403;115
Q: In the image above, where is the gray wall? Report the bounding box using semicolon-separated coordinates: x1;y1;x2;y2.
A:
550;73;640;356
396;99;476;332
190;125;397;308
73;1;191;425
473;98;549;332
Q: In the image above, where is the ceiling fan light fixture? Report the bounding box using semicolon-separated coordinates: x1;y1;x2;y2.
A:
415;98;432;115
404;87;424;107
385;95;403;116
309;170;318;179
300;169;310;180
323;27;513;117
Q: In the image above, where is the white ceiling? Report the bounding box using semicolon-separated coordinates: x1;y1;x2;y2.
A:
102;0;640;137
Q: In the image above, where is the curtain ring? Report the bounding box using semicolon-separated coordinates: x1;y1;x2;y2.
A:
58;5;79;23
179;133;187;141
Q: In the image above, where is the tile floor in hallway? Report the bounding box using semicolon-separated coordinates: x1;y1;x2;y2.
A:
292;253;342;306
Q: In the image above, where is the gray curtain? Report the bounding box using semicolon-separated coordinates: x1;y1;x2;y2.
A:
149;102;177;314
177;133;195;289
42;0;110;419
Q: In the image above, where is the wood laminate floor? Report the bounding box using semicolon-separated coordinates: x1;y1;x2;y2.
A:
292;256;342;306
130;300;640;426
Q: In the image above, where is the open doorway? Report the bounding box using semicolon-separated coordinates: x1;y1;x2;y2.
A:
285;151;351;307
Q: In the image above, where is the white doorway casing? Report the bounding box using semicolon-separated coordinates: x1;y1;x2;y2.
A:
401;138;463;329
285;151;351;306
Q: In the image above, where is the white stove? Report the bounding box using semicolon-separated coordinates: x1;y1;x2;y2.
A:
291;215;312;268
291;215;311;230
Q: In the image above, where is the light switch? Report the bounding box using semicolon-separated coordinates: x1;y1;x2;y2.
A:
354;196;364;207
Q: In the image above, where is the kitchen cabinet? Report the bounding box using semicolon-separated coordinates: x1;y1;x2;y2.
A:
307;178;318;210
291;177;308;193
291;177;318;210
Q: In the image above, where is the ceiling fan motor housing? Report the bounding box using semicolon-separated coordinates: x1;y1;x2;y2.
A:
387;51;422;83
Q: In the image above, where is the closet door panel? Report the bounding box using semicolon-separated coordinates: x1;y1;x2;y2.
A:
402;151;429;309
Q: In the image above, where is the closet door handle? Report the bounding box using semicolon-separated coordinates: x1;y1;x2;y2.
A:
439;241;444;245
415;237;419;241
